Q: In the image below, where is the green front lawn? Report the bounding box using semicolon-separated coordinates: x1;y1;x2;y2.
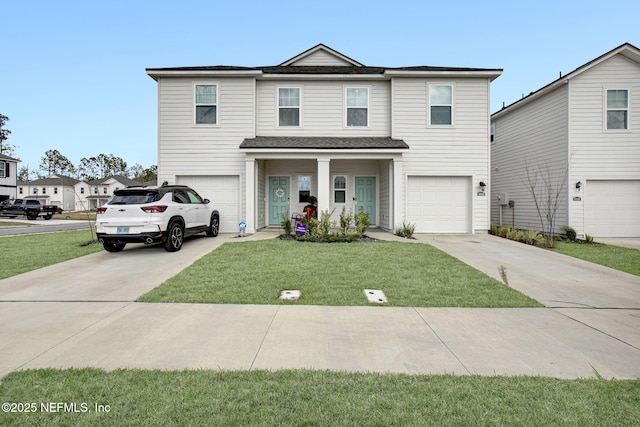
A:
0;229;101;280
1;369;638;426
139;239;540;307
553;242;640;276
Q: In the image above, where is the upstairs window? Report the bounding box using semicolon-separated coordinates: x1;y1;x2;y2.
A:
278;88;300;127
346;88;368;127
0;160;6;178
80;187;85;194
54;187;58;194
606;89;629;130
195;84;217;124
429;85;453;125
42;187;47;194
19;187;23;194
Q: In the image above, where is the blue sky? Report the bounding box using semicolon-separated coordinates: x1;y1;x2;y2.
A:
2;0;638;173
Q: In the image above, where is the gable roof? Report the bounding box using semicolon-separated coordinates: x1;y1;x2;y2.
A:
279;43;364;67
87;175;142;186
146;44;502;81
240;136;409;150
493;42;640;119
25;174;80;186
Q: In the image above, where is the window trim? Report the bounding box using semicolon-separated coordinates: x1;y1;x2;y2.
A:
344;86;370;128
0;160;5;178
333;175;347;204
604;87;630;131
277;86;302;128
428;83;455;127
194;82;219;126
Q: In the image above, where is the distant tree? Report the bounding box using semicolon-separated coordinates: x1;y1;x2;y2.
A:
137;165;157;183
18;165;31;181
128;163;144;180
39;149;75;176
0;114;17;157
78;154;128;180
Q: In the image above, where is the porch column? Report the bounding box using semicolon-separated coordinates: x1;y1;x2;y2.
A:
245;158;256;233
392;157;403;230
316;158;330;214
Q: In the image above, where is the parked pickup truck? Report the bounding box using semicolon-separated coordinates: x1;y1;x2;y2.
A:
0;199;61;220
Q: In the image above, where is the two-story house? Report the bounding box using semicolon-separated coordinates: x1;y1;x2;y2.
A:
491;43;640;238
74;175;144;211
0;153;19;202
18;174;79;212
147;44;502;234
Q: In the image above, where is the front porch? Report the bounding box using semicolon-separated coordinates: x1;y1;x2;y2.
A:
241;138;408;234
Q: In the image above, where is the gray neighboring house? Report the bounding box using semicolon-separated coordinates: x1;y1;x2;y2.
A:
147;44;502;234
0;153;19;202
491;43;640;238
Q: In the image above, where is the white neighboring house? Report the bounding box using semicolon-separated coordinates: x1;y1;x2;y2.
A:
75;175;143;211
0;153;19;202
491;43;640;238
146;44;502;234
17;174;79;212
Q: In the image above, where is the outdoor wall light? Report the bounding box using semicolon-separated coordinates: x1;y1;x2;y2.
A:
575;181;582;190
479;181;487;189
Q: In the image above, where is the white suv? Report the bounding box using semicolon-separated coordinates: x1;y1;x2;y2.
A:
96;184;220;252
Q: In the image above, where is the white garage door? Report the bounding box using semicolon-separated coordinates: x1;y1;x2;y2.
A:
406;176;471;233
176;175;240;233
585;180;640;237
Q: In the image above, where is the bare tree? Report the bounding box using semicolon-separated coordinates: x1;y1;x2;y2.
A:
522;159;568;248
0;114;16;157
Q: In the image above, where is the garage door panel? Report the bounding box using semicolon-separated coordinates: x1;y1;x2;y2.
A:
176;175;240;233
585;180;640;237
406;176;471;233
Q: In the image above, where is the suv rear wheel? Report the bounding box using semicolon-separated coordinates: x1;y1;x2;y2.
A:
206;214;219;237
164;221;184;252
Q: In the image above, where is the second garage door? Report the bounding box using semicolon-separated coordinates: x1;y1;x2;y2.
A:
406;176;471;233
585;180;640;237
176;175;240;233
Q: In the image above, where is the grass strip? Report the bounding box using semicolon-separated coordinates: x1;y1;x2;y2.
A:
139;239;540;307
553;242;640;276
1;368;638;426
0;229;102;280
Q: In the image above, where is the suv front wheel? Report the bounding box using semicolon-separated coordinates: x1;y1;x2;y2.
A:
206;214;219;237
164;221;184;252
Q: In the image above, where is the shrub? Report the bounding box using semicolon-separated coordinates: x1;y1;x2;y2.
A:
585;233;594;244
562;226;577;242
519;229;544;246
395;221;417;238
316;209;336;237
280;210;292;235
338;207;354;236
355;210;371;236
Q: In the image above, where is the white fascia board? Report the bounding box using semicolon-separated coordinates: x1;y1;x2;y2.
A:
259;74;387;81
146;70;263;79
385;70;503;81
239;149;407;158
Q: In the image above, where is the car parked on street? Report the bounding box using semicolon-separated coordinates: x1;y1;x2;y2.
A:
0;199;60;220
96;184;219;252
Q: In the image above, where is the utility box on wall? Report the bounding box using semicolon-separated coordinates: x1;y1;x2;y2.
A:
497;193;509;205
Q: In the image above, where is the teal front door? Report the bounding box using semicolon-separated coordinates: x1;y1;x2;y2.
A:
269;176;290;225
355;176;376;224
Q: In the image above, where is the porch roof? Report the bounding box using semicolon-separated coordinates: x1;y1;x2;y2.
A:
239;136;409;150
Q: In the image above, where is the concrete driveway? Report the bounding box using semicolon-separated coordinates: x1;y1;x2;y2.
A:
1;231;639;380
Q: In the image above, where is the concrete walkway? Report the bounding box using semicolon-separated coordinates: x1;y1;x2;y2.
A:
1;232;639;380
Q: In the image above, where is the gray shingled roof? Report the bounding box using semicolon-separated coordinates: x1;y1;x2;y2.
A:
240;136;409;150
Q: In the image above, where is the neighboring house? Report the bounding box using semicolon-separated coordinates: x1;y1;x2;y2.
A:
17;174;79;212
0;153;19;202
146;44;501;234
75;175;145;210
491;43;640;238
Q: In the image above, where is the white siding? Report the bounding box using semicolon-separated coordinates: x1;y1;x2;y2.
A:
491;85;569;232
290;50;353;66
256;80;390;136
157;77;256;223
393;77;492;232
568;55;640;236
